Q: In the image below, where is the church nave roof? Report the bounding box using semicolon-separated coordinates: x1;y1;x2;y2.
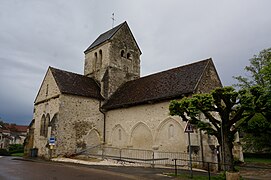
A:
102;58;218;110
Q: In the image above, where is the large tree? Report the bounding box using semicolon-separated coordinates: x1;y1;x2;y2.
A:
234;48;271;89
234;48;271;152
169;86;265;171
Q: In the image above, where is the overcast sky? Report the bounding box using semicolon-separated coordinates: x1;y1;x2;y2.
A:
0;0;270;125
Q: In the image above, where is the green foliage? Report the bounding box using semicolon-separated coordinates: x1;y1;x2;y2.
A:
169;86;265;171
8;144;24;154
233;48;271;152
0;148;10;156
233;48;271;89
11;152;24;157
245;157;271;164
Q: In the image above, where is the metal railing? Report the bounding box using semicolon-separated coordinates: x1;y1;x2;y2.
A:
76;145;199;168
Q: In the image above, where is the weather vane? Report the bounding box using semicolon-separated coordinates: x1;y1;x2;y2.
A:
112;13;115;28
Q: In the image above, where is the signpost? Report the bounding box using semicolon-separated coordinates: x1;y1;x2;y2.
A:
184;122;194;178
49;137;55;145
48;137;55;159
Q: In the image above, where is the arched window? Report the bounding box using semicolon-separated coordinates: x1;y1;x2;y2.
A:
123;65;128;72
94;52;98;71
50;113;58;136
127;53;131;59
121;50;125;57
40;114;50;137
44;114;50;137
40;115;45;136
99;50;102;68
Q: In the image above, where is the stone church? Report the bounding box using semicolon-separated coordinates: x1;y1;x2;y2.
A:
31;21;230;162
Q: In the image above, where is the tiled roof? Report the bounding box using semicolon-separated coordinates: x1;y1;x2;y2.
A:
50;67;103;100
14;125;28;132
102;59;212;110
84;22;125;53
3;124;27;132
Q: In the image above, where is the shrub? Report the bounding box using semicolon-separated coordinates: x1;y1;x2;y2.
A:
8;144;24;154
0;148;10;156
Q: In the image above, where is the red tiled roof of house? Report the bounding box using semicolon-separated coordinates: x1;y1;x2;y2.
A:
4;124;28;133
14;125;28;132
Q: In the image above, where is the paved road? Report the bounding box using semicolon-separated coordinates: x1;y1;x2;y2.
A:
0;156;175;180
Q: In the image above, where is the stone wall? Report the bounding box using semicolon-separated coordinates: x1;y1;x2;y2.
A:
195;60;222;93
105;101;206;154
33;69;61;158
84;42;111;80
84;23;141;99
33;69;104;158
56;94;104;157
110;23;140;77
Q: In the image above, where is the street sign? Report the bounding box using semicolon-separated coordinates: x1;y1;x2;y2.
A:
184;122;194;133
49;137;55;145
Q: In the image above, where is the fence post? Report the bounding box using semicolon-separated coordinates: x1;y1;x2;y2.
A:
119;148;122;161
173;159;177;176
207;162;210;180
188;132;193;178
102;146;104;160
152;151;155;168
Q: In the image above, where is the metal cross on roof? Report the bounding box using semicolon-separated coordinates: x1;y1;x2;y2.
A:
111;13;115;28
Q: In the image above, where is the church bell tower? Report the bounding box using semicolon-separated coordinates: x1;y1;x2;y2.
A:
84;22;142;99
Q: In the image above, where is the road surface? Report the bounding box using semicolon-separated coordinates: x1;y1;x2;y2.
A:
0;156;136;180
0;156;174;180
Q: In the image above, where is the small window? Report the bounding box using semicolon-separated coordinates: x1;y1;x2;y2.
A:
123;65;128;72
168;124;174;139
46;84;49;96
118;129;122;141
127;53;131;59
99;49;102;58
99;50;103;68
94;52;97;58
121;50;125;57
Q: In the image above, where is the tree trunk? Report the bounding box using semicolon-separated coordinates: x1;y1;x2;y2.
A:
222;132;234;171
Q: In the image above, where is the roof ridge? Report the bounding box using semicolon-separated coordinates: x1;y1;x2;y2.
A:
49;66;85;77
129;58;212;83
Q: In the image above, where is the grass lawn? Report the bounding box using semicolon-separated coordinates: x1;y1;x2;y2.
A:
11;152;24;157
244;157;271;164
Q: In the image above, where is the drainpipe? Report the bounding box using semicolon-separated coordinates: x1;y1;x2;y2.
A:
99;100;106;144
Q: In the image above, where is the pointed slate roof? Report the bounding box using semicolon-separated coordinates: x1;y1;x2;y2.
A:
84;21;141;54
102;59;215;110
84;22;125;53
50;67;103;100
